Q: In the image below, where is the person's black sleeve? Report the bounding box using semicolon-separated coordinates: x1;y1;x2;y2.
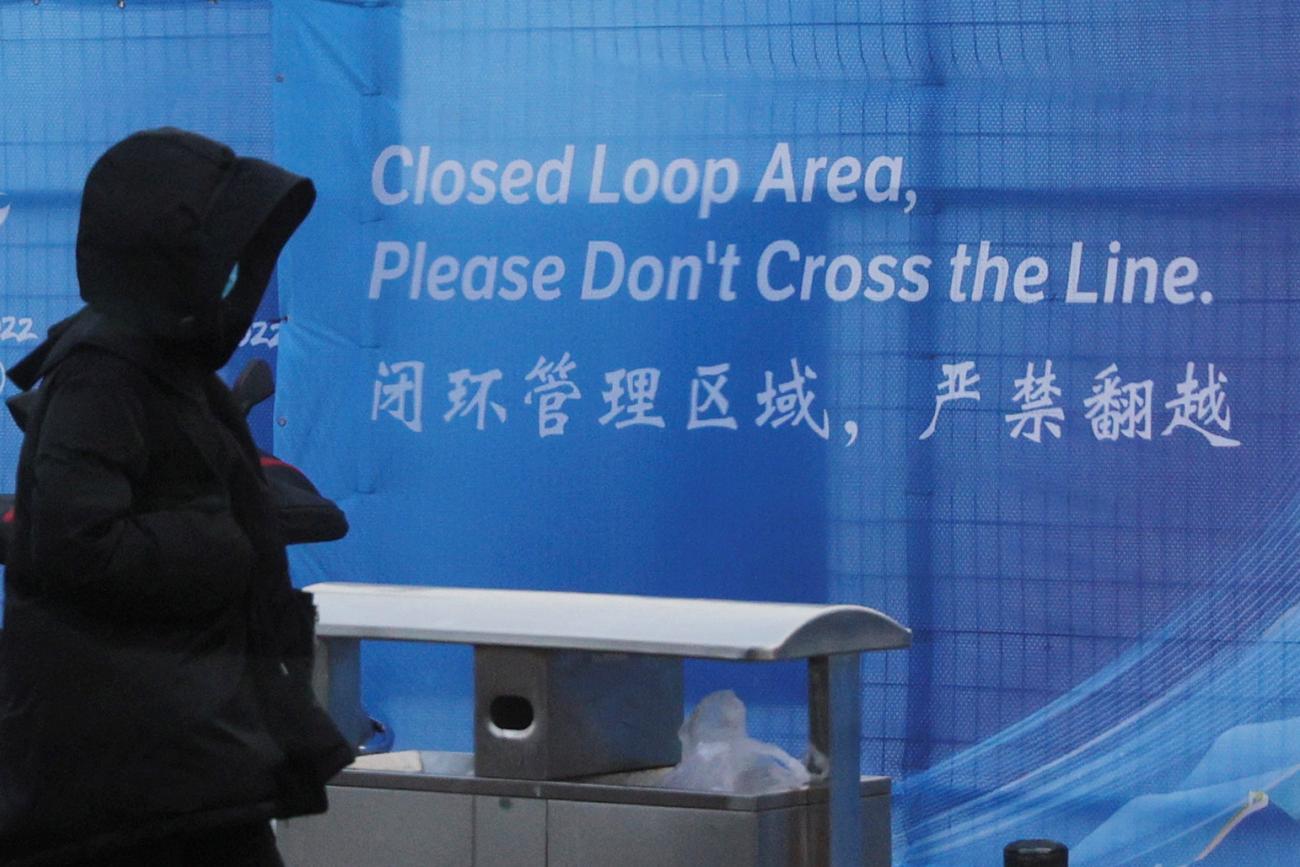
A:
27;359;255;620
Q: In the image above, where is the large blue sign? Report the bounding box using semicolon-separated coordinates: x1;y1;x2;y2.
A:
270;4;1300;864
3;2;1299;864
0;1;281;439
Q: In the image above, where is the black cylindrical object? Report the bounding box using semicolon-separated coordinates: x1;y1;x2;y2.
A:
1004;838;1068;866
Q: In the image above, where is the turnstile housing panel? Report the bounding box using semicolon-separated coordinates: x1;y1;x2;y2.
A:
277;775;890;867
474;647;683;780
280;786;473;867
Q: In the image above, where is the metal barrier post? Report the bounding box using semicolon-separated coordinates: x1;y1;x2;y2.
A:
811;653;864;867
312;636;370;749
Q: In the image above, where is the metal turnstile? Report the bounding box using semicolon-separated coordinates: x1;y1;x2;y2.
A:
278;583;910;867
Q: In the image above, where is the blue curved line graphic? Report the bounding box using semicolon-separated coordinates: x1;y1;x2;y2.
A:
895;461;1300;865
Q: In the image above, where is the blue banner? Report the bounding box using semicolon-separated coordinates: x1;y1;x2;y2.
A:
3;2;1299;864
0;0;281;440
271;4;1300;863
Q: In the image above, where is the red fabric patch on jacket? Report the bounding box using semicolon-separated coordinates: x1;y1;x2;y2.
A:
260;455;300;473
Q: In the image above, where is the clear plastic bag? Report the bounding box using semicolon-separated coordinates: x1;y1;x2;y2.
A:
659;690;812;794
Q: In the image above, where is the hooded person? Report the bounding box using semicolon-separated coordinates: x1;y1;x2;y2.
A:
0;129;353;865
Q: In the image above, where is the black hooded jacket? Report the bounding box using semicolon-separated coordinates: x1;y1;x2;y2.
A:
0;129;352;863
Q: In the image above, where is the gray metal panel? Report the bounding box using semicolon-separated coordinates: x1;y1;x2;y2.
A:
803;793;892;867
755;806;810;866
473;796;546;867
474;648;682;780
863;792;892;867
278;778;891;867
277;786;472;867
308;583;910;659
547;799;759;867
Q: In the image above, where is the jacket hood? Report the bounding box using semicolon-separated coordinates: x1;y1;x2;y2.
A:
76;128;315;371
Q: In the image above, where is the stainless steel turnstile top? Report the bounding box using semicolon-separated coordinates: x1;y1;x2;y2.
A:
305;581;908;867
306;582;911;659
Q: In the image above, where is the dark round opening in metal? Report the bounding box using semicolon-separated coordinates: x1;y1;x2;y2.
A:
489;695;535;731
